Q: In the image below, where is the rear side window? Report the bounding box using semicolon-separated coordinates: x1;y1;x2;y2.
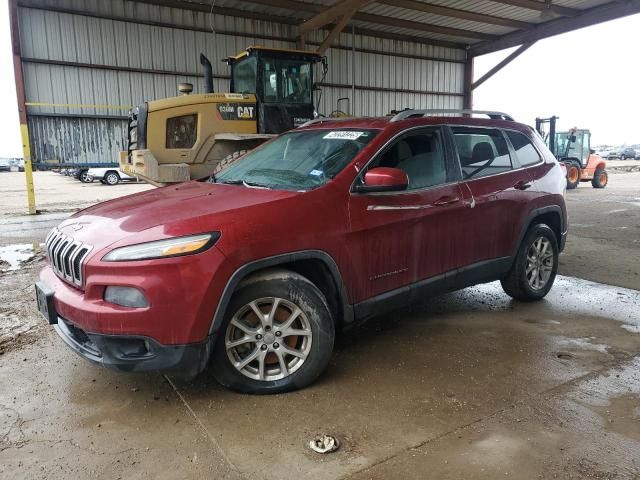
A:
452;128;512;179
506;130;542;167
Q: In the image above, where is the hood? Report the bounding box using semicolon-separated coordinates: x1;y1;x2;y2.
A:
56;181;298;250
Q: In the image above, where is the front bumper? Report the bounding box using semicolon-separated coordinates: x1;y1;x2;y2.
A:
55;314;211;377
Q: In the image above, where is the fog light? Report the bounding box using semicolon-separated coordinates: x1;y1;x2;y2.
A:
104;286;149;308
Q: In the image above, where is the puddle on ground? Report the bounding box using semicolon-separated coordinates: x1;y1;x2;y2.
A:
553;336;609;354
569;358;640;442
0;244;38;271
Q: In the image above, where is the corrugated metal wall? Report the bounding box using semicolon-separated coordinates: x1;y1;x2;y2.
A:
18;0;466;164
28;116;127;164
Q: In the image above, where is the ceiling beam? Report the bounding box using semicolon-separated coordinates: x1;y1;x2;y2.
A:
318;12;356;53
471;42;534;90
470;0;640;57
489;0;578;17
127;0;468;49
377;0;531;29
299;0;374;34
355;11;496;39
243;0;495;40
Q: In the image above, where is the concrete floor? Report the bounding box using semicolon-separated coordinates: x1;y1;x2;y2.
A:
1;170;639;479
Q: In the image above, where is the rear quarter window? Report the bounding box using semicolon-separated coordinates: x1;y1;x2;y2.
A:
506;130;542;167
452;128;512;180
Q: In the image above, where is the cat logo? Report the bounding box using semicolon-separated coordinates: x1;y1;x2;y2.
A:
237;106;255;119
216;102;256;121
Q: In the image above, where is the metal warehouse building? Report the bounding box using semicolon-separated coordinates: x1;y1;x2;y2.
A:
9;0;640;171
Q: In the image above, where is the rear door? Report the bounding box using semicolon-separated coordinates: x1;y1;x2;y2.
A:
347;127;465;303
451;126;531;269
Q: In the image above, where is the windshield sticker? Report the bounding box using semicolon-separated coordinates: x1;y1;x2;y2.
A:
323;131;364;140
309;169;323;176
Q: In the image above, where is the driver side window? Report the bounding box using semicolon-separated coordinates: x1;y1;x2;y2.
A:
452;128;512;180
368;130;448;190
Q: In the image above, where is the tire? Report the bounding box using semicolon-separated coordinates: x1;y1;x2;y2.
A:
565;161;581;189
211;269;335;394
591;168;608;188
501;224;559;302
212;150;247;177
620;154;626;160
79;170;92;183
104;171;120;185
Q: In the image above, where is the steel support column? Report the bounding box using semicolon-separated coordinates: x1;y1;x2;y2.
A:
463;54;474;110
9;0;36;214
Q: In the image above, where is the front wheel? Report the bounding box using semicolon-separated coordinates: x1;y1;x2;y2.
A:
80;170;92;183
501;224;559;302
591;168;608;188
211;269;335;394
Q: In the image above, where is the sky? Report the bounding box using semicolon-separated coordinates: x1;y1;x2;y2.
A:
0;3;639;157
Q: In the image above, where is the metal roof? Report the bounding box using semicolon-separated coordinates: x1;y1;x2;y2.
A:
143;0;640;55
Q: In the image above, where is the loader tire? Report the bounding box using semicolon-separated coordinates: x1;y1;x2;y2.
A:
591;168;608;188
565;161;581;190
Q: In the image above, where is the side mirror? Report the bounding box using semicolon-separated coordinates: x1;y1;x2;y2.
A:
354;167;408;193
590;149;596;155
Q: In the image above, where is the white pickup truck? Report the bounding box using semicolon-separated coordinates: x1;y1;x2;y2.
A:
86;167;138;185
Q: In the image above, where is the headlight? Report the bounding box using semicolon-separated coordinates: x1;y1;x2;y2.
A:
102;233;218;261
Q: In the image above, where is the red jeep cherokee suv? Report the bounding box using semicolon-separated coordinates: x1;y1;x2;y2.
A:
36;110;567;394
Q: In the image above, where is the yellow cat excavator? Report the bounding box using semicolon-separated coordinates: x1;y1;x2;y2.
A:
119;46;327;185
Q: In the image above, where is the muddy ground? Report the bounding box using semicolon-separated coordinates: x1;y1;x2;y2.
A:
0;169;639;479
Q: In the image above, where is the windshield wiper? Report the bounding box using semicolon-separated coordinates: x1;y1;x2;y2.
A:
216;178;271;189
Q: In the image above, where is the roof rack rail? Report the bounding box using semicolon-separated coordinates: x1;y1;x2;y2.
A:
390;109;514;122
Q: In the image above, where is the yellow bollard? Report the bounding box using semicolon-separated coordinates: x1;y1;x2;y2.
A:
20;123;37;215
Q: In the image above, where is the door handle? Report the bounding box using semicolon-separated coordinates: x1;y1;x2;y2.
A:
514;180;532;190
434;196;460;206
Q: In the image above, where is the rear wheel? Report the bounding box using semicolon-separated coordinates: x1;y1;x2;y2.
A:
212;270;335;394
565;161;581;189
104;171;120;185
501;224;558;302
591;168;608;188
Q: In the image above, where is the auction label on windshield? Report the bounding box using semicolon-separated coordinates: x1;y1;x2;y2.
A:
324;131;364;140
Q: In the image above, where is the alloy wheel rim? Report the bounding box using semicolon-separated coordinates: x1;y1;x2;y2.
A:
525;236;554;290
225;297;312;381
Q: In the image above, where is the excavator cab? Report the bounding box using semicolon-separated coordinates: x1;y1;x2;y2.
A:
226;46;325;133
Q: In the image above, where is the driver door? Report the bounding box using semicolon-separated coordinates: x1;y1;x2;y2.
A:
347;127;465;304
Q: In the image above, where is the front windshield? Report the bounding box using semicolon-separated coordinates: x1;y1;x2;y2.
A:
216;129;378;191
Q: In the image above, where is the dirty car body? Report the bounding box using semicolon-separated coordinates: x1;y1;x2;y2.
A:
37;113;568;393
